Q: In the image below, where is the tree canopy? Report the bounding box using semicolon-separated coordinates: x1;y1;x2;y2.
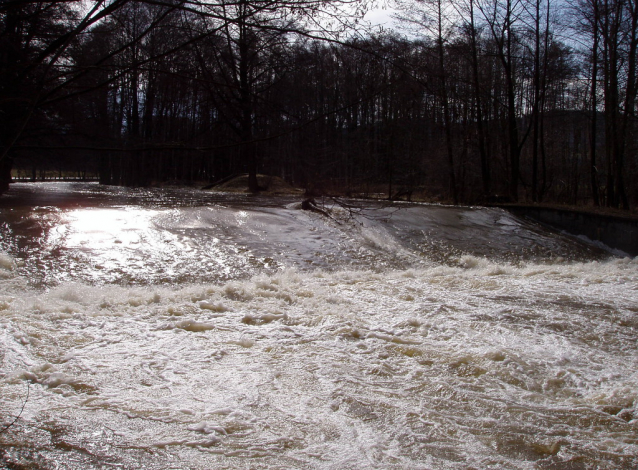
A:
2;0;637;208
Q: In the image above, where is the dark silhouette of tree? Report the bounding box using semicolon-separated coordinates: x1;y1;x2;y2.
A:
0;0;134;193
1;0;636;209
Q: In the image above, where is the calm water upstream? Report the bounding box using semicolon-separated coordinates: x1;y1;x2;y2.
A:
0;182;636;469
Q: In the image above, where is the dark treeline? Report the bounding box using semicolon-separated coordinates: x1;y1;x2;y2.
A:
1;0;637;207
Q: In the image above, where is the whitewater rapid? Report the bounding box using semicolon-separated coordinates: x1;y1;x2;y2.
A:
0;183;636;469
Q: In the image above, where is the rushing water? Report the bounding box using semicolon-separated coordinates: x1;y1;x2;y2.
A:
0;182;636;469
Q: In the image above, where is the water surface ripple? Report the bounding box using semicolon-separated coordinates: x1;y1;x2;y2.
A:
0;183;636;469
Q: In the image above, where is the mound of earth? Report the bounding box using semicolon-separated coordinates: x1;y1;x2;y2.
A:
207;174;304;195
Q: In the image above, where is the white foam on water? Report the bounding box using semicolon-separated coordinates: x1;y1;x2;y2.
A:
1;257;637;468
0;184;634;467
0;252;16;272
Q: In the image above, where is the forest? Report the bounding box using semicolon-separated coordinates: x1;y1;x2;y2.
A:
1;0;637;208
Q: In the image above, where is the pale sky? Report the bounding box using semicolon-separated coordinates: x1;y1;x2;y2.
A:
363;8;401;29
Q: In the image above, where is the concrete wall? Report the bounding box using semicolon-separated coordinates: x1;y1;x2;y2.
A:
502;206;638;257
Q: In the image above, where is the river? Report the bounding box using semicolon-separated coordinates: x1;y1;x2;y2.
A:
0;182;636;469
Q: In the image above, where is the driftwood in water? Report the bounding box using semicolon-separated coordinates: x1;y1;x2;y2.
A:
301;197;396;225
302;198;331;218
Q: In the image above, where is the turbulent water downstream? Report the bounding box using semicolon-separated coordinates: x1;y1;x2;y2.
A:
0;182;636;469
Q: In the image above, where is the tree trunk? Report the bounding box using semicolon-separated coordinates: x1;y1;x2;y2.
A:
469;0;491;198
437;0;458;204
590;0;600;206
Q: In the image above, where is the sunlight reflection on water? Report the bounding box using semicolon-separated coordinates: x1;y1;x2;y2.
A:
66;208;155;247
1;182;635;469
0;183;611;289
